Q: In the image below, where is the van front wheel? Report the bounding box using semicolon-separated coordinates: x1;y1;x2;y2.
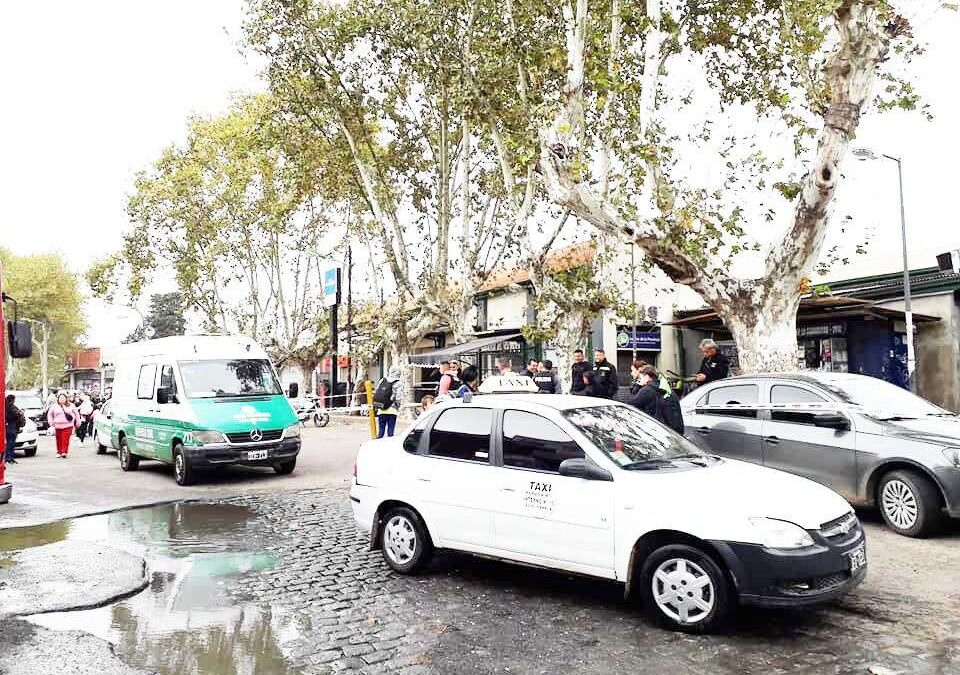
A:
173;444;195;486
119;438;139;472
273;459;296;475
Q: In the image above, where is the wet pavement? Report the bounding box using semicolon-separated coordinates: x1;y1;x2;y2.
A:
0;489;957;675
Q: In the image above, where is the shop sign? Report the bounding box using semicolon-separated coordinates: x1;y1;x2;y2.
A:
797;322;846;338
616;329;661;350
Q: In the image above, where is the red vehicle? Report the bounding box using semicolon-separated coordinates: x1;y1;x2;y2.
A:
2;264;35;502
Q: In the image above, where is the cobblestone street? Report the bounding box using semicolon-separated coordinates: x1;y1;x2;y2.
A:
224;488;959;675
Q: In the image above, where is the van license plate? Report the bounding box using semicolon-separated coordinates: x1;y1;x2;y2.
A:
247;450;268;460
848;544;866;572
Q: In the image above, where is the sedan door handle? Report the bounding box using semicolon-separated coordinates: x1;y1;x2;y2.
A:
696;427;711;435
416;477;432;482
764;436;779;444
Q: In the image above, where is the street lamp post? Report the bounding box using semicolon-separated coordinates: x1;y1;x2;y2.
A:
853;148;915;391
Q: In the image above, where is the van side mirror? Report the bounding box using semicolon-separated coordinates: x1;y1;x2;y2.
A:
559;457;614;482
156;387;178;405
813;412;850;430
7;320;32;359
288;382;299;399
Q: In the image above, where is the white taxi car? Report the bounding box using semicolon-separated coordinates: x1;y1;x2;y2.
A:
350;381;867;632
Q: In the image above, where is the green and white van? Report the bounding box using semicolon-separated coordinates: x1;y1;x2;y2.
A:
111;335;301;485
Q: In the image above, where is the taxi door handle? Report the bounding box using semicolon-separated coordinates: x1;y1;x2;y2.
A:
417;477;432;482
764;436;779;444
501;487;516;492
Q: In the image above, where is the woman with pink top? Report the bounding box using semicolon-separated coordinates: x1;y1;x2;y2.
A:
47;392;80;458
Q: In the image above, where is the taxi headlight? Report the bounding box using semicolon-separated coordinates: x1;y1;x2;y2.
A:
283;424;301;439
193;430;227;445
748;517;815;549
943;447;960;469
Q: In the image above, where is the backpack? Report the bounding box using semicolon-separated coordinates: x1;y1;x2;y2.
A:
658;392;685;434
373;378;395;409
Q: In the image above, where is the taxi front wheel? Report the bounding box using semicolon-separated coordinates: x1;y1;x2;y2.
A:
379;506;433;574
638;544;733;634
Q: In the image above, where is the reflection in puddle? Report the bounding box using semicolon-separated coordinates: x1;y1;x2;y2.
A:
2;502;303;675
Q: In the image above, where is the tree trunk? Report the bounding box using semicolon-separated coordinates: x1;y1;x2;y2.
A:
553;308;591;393
720;291;800;374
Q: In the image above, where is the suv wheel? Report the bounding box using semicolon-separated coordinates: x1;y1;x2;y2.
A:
878;469;942;537
119;438;139;471
379;506;433;574
639;544;732;633
173;444;195;486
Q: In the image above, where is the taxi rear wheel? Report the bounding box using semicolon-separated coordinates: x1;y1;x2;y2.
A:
379;506;433;574
639;544;732;633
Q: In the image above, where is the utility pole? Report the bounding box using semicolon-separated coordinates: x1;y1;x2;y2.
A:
631;243;638;361
346;243;353;399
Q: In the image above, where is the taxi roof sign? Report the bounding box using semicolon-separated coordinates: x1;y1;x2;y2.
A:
477;375;539;394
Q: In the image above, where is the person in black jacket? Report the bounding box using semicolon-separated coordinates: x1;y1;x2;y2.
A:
695;339;731;384
581;369;602;397
571;349;591;395
592;350;618;398
628;365;662;419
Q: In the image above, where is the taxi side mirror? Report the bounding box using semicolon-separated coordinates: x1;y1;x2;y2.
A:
559;457;613;482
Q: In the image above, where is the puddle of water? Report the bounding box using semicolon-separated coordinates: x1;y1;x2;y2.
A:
2;502;304;675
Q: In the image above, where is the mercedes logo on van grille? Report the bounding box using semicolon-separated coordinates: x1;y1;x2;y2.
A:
250;428;263;442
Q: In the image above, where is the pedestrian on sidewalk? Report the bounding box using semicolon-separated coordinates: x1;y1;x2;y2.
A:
374;368;403;438
77;394;94;443
592;349;619;399
47;392;80;458
532;360;560;394
455;366;479;398
628;364;662;419
437;360;461;396
4;394;26;464
571;349;590;395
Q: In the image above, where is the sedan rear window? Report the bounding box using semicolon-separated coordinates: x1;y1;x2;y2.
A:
705;384;758;406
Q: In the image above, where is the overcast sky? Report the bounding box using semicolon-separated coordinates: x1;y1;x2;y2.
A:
2;2;958;346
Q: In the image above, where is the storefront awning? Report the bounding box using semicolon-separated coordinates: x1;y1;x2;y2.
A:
409;333;523;368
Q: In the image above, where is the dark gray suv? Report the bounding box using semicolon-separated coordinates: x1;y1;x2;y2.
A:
681;373;960;537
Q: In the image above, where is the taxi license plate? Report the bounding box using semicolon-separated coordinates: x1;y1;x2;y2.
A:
247;449;268;461
848;544;866;572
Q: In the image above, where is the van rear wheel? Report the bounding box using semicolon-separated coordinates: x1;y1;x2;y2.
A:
173;444;195;486
119;438;139;471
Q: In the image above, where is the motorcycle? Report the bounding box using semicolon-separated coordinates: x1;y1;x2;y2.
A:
295;396;330;428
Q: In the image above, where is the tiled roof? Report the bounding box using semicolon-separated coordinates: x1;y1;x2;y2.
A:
477;242;596;293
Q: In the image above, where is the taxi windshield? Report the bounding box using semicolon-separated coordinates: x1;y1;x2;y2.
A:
178;359;282;398
562;404;706;468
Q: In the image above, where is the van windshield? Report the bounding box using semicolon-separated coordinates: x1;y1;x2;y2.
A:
178;359;282;398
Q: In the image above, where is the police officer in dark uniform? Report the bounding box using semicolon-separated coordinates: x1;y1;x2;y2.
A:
532;360;559;394
696;338;731;384
592;349;618;398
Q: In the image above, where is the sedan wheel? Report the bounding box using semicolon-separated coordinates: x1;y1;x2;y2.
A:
379;506;432;574
639;544;732;633
651;558;715;625
878;470;942;538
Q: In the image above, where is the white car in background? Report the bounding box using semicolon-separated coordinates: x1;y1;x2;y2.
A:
14;418;39;457
350;380;867;633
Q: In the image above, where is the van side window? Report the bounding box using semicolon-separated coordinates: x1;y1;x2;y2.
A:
137;364;157;400
159;365;178;395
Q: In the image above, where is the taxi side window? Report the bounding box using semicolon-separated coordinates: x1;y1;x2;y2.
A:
502;410;584;473
403;414;432;454
427;408;492;462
